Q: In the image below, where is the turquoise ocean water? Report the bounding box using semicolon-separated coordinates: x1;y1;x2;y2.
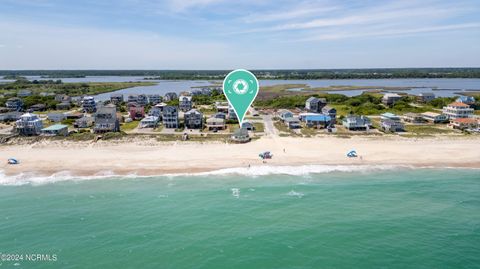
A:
0;167;479;269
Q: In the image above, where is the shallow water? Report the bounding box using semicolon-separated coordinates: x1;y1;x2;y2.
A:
0;167;479;268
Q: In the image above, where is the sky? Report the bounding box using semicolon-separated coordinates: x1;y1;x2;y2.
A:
0;0;479;69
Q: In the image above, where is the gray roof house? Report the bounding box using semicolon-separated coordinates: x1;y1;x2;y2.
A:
93;105;120;133
164;92;178;102
231;128;250;143
6;97;23;111
15;113;43;136
74;116;94;128
179;95;193;112
206;117;225;131
321;105;337;123
110;94;124;105
162;106;179;129
278;109;294;121
382;93;402;106
342;115;372;130
381;119;405;133
184;109;203;129
305;97;327;113
285;117;301;129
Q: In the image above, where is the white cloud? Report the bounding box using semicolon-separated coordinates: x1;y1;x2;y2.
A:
300;23;480;41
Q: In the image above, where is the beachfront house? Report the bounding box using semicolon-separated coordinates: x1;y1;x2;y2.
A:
342;115;372;131
421;112;448;123
449;118;479;130
162;106;179;129
0;111;22;122
278;109;294;121
164;92;178;102
381;112;401;122
6;97;23;111
382;93;402;106
285;117;301;129
442;102;474;119
416;92;435;103
110;94;124;105
456;96;476;106
148;103;167;118
47;112;66;122
305;97;327;113
82;96;96;113
381;119;405;133
215;102;229;114
184;109;203;129
93;105;120;133
129;103;145;120
403;113;425;123
206;117;226;131
15;113;43;136
148;94;162;105
231;128;250;143
74;116;94;128
29;104;46;112
321;106;337;123
304;114;331;128
139;116;160;128
41;124;69;136
179;95;193;112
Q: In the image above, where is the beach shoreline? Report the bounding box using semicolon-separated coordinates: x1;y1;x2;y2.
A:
1;136;480;179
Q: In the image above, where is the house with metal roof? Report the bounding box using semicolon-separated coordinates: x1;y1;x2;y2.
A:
304;114;331;128
41;124;69;136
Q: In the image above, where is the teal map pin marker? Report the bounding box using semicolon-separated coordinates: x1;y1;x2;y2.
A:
223;69;259;127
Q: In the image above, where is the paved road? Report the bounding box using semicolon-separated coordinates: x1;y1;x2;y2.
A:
261;115;278;137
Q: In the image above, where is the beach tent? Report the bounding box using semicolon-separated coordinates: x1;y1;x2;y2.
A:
7;158;19;165
347;150;358;158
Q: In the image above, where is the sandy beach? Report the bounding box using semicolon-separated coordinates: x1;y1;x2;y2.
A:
1;136;480;177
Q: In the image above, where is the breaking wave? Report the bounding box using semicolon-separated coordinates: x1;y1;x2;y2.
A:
0;164;416;186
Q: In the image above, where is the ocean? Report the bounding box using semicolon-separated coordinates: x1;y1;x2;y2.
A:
0;167;479;269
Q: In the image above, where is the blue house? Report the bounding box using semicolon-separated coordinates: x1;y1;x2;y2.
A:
304;114;331;128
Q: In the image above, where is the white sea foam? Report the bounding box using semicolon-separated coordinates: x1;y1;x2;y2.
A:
0;164;451;186
286;190;305;198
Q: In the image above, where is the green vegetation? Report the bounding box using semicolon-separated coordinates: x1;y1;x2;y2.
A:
120;121;139;132
404;125;456;135
0;80;156;96
2;68;480;79
253;122;264;133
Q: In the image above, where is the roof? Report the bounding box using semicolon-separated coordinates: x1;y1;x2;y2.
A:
305;114;331;121
207;117;224;123
185;109;202;115
233;128;249;136
381;112;399;118
418;92;435;96
383;93;401;98
448;102;470;107
42;124;68;131
453;118;477;124
285;117;300;122
456;96;475;102
421;112;441;117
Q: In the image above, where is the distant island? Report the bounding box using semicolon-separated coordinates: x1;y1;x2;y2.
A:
1;68;480;80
